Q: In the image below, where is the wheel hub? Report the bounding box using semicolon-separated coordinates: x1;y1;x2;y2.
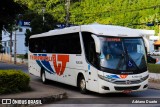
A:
80;79;85;90
42;73;45;82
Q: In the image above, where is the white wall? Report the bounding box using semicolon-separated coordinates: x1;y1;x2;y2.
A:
2;27;31;54
136;29;157;53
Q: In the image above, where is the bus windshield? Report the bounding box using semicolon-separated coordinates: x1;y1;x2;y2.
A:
99;37;147;74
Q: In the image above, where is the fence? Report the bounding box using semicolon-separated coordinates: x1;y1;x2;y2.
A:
0;53;28;65
0;53;12;62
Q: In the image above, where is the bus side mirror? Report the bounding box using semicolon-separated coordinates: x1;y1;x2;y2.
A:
91;34;101;53
145;47;148;55
142;36;150;53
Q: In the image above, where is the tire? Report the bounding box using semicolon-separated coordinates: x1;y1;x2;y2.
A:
41;70;47;84
78;75;87;94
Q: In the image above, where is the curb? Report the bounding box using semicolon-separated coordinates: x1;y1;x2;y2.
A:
148;78;160;90
149;72;160;89
148;82;160;90
149;73;160;80
148;73;160;90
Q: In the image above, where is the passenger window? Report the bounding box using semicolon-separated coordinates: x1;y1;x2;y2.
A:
29;33;82;54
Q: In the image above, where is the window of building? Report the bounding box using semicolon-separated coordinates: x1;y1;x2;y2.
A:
4;31;6;35
8;41;13;47
19;28;23;32
4;42;6;47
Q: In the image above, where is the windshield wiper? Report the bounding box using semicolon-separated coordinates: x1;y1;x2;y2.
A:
116;53;125;70
116;41;140;71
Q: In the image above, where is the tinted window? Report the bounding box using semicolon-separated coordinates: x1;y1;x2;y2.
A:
29;33;81;54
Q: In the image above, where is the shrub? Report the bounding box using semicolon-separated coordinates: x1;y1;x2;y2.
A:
24;53;28;59
17;53;28;59
0;70;30;94
148;64;160;73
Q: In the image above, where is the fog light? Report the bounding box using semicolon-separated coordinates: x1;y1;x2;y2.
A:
143;84;148;89
102;86;110;90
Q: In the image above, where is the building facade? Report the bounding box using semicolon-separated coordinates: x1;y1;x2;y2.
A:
1;26;31;55
137;29;160;53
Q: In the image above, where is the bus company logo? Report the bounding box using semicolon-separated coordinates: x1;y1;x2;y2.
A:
120;75;128;79
52;55;69;76
125;80;131;84
30;54;69;76
106;75;128;79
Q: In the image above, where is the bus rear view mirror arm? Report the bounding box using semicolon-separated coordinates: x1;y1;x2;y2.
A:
91;34;101;53
142;36;150;53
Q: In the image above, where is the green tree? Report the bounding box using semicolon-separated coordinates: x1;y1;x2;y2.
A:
24;12;57;47
0;0;26;31
25;29;31;47
16;0;160;34
0;0;26;54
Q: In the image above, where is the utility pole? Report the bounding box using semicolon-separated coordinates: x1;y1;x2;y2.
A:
42;7;45;25
14;19;18;64
14;27;17;64
65;0;70;27
9;27;13;63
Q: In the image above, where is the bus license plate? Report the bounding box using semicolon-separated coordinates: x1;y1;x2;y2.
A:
123;90;132;93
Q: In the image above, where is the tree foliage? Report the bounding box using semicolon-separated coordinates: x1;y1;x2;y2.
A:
24;12;57;46
16;0;160;34
0;0;27;53
0;0;26;30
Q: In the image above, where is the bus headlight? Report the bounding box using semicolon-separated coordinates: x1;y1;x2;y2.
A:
140;75;149;81
98;74;116;82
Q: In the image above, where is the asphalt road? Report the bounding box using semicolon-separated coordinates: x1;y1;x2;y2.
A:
0;62;160;107
0;62;28;73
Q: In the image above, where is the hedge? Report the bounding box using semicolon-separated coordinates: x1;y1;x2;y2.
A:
148;64;160;73
0;70;30;94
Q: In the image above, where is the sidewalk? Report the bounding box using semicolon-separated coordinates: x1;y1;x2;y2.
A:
0;80;67;107
148;82;160;90
149;73;160;80
149;73;160;90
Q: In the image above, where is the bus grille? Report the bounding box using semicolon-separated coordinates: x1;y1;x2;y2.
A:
113;80;141;85
114;86;140;91
112;75;149;85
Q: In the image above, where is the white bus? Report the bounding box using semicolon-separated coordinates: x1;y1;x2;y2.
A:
29;24;149;94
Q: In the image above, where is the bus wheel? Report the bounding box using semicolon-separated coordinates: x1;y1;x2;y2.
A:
41;70;47;84
78;76;87;94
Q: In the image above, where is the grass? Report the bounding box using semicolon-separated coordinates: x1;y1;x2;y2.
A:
17;55;25;59
17;53;28;59
148;63;160;73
